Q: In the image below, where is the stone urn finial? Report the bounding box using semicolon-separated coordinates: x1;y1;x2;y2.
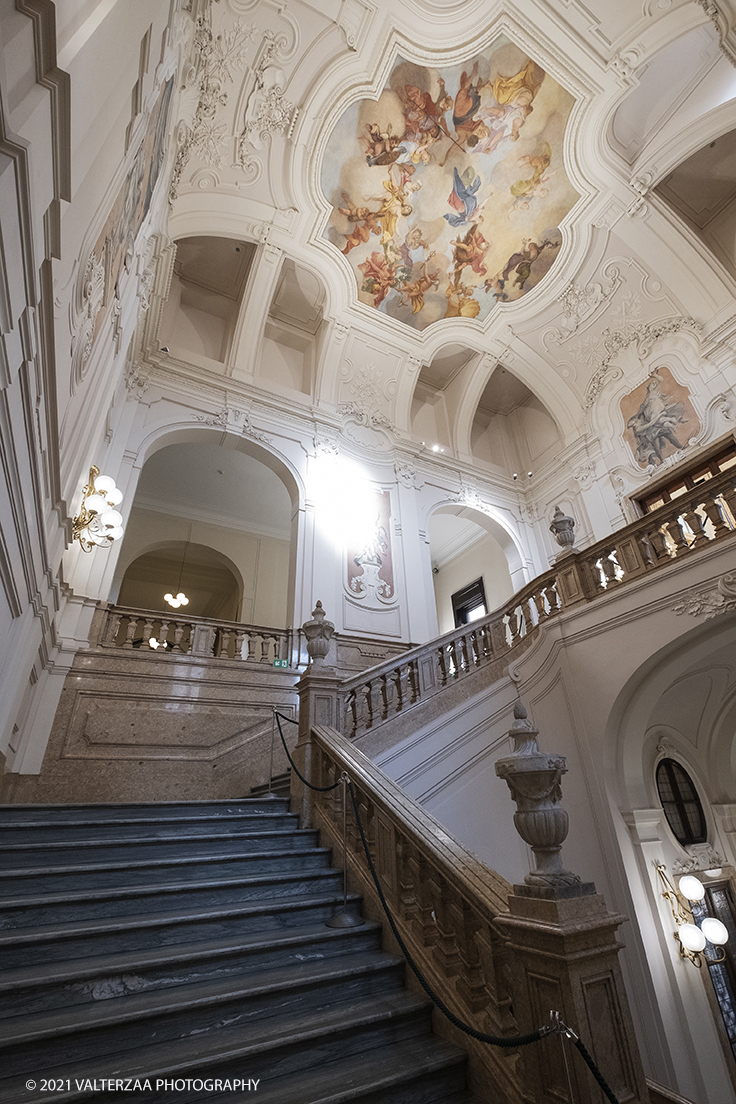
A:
496;701;588;897
549;505;575;555
302;600;335;666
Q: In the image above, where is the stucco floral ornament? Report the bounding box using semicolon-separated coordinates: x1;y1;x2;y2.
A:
672;571;736;619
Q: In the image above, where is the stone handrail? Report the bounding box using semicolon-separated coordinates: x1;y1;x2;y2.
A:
337;465;736;739
96;604;291;664
304;723;524;1104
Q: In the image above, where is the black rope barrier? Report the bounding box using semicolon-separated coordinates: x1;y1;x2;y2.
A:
270;711;621;1102
273;712;341;792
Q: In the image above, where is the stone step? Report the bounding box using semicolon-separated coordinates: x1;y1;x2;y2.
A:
0;893;362;968
0;921;383;1018
0;961;415;1081
0;845;332;895
0;1005;471;1104
0;799;290;823
0;868;344;929
0;813;299;843
0;829;319;869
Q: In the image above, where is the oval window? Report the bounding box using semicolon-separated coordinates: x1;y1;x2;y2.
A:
656;758;707;846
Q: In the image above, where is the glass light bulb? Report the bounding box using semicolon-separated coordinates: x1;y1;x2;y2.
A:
679;875;705;902
148;638;160;649
701;917;728;946
678;923;706;953
99;509;123;529
85;494;107;514
93;475;116;494
107;525;124;541
106;488;123;506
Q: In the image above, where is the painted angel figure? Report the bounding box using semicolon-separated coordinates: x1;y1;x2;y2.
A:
444;167;482;227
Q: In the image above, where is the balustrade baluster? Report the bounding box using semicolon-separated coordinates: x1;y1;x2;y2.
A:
233;629;245;659
506;609;520;647
520;597;534;634
122;617;137;648
409;660;421;703
142;619;153;647
394;664;409;710
258;634;270;662
679;504;709;549
599;553;618;587
158;621;170;649
380;673;393;719
347;690;359;738
701;496;732;538
104;612;122;646
644;525;669;563
661;514;688;555
437;644;450;685
717;480;736;527
172;622;185;653
220;629;233;658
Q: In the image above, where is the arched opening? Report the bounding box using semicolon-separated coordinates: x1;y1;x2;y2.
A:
117;542;242;620
410;345;476;453
259;258;326;397
470;363;561;472
428;504;520;634
112;440;294;628
159;235;257;364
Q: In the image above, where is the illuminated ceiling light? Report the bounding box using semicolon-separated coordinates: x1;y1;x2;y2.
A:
165;538;191;610
72;466;125;552
148;637;160;649
657;865;728;967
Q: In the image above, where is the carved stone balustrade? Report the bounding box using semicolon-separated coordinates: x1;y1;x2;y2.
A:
96;604;291;665
331;465;736;742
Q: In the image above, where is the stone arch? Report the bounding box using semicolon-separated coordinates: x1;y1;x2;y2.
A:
425;500;528;632
115;540;245;621
114;424;303;629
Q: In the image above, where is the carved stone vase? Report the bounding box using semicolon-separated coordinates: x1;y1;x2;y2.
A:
549;505;575;555
496;703;584;895
302;600;335;666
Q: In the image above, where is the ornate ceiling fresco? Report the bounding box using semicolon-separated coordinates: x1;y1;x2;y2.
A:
321;39;579;331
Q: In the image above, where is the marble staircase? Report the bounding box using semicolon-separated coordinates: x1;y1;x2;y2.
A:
0;799;480;1104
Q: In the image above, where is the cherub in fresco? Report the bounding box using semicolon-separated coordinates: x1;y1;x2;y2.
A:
337;193;382;254
359;251;398;307
627;373;688;466
510;144;552;199
444;167;483;227
398;252;439;314
500;237;554;289
399;79;453;144
444;281;481;318
363;123;404;167
451;221;489;287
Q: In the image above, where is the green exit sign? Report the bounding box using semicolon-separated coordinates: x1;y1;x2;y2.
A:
273;659;289;668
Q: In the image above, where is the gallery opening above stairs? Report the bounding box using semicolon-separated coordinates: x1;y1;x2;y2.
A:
0;797;481;1104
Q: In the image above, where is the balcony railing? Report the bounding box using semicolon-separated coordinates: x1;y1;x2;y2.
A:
336;466;736;740
98;605;291;664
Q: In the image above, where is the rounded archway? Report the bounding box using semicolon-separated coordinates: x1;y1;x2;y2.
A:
112;439;296;628
427;504;522;633
117;542;243;620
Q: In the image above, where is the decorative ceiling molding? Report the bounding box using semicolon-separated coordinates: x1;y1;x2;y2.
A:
583;316;702;409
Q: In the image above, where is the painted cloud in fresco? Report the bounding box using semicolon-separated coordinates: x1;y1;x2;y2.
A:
321;40;578;331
